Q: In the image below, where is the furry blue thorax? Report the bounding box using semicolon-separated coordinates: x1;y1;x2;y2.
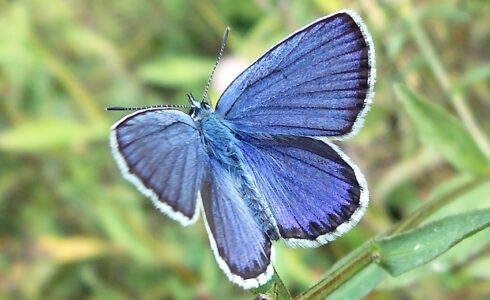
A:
191;98;280;241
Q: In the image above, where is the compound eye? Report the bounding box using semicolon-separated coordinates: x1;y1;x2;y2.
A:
189;107;196;117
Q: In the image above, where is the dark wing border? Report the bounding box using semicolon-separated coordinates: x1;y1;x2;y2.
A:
110;108;201;226
216;9;376;140
200;164;275;289
200;203;275;289
283;138;369;247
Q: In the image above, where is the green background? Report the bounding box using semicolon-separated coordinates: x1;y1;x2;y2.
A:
1;0;489;299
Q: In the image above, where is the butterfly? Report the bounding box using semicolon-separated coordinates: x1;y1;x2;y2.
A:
109;9;375;289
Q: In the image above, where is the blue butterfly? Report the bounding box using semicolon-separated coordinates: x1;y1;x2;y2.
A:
110;10;375;289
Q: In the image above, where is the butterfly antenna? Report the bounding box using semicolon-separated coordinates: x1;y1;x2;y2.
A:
202;27;230;103
106;104;190;111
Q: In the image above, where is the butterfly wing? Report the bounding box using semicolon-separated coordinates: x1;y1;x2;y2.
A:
238;134;368;247
201;159;274;289
216;10;375;139
110;108;206;226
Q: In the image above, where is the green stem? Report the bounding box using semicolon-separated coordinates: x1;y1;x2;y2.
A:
30;33;105;123
294;243;373;300
408;13;490;158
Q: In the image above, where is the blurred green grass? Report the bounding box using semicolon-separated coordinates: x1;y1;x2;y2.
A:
0;0;489;299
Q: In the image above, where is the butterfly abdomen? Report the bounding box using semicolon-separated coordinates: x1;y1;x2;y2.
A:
199;114;280;240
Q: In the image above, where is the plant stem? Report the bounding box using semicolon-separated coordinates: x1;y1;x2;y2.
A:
30;33;105;123
408;14;490;158
294;243;373;300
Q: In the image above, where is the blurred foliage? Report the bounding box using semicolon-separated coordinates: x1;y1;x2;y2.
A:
1;0;489;299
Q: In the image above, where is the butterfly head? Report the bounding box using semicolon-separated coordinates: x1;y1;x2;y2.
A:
188;94;213;121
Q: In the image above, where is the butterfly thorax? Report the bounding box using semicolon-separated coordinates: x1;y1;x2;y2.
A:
195;111;280;240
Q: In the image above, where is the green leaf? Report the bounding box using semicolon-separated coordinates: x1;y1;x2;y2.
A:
379;226;490;290
454;63;490;92
421;5;470;22
375;208;490;276
387;30;407;59
137;56;214;88
395;85;490;174
0;118;108;152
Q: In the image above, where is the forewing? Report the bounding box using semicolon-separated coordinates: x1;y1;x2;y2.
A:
111;109;205;226
216;10;375;138
201;159;274;289
238;134;368;247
